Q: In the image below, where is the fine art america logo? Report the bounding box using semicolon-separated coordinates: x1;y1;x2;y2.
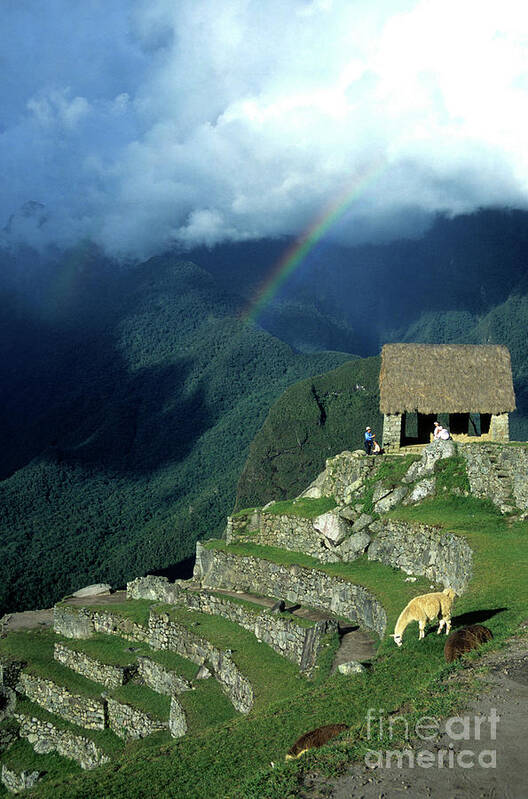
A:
365;708;499;769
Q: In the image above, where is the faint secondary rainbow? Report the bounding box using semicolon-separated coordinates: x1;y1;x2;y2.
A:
242;159;386;325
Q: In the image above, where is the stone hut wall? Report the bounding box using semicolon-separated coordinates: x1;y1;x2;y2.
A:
193;543;387;637
14;711;110;770
53;606;150;644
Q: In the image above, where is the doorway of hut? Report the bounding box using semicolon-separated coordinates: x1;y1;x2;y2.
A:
401;412;437;446
401;411;490;446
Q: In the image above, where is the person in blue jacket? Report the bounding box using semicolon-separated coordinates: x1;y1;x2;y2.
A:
364;426;375;455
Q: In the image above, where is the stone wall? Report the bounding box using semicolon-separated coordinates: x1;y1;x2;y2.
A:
14;711;110;770
17;673;106;730
193;543;387;637
54;643;137;690
168;697;187;738
382;413;402;452
54;605;150;644
136;656;192;696
459;442;528;511
235;514;323;559
1;765;41;793
129;577;337;675
105;697;167;740
0;657;26;691
367;520;473;594
148;609;254;713
490;413;510;443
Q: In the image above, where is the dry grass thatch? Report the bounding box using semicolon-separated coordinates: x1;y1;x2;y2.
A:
380;343;516;415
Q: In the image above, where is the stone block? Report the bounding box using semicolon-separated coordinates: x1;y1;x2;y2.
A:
313;512;348;546
335;532;371;562
72;584;112;598
337;661;367;675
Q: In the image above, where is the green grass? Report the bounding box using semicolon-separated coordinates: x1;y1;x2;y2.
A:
0;630;109;699
155;605;308;711
178;678;238;733
110;683;171;720
59;633;146;666
433;453;470;493
262;497;337;518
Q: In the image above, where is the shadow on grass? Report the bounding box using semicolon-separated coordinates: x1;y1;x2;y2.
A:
451;607;508;627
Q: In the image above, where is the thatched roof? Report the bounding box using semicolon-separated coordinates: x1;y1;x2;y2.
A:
380;344;516;415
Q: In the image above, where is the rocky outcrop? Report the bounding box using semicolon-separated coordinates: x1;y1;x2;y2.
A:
316;450;379;504
168;697;187;738
368;520;473;594
193;543;387;637
403;440;456;482
14;711;110;770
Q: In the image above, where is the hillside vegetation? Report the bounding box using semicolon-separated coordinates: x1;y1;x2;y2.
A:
236;357;381;508
0;250;349;616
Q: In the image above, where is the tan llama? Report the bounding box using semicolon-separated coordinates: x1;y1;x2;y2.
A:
392;588;457;646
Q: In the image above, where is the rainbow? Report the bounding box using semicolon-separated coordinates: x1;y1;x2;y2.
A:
242;159;386;325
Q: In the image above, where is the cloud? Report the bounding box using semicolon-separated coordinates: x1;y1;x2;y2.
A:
1;0;528;258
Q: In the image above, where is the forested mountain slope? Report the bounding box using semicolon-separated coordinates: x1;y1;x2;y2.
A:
0;251;349;616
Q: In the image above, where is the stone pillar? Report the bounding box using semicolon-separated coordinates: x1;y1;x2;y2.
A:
490;413;510;442
382;413;402;452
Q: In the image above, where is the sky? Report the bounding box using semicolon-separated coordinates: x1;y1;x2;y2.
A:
1;0;528;259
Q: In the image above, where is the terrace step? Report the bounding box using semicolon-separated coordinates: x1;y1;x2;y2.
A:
1;737;81;793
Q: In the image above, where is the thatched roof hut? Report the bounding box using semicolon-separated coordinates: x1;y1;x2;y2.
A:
380;343;515;415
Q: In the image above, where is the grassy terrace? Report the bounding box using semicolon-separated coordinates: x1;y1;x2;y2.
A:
0;629;174;723
15;494;528;799
190;589;317;628
155;604;316;711
202;539;433;631
62;599;154;627
13;698;125;755
178;677;238;733
0;737;82;786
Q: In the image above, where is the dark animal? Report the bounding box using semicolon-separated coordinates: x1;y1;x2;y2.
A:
285;723;348;760
444;625;493;663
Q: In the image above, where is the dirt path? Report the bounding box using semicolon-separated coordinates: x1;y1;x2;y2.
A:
301;633;528;799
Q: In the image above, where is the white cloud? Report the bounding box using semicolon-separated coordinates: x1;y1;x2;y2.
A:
1;0;528;258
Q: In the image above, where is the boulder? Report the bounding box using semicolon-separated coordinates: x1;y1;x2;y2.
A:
195;665;211;680
337;660;367;675
352;513;373;533
313;512;349;546
338;506;358;522
335;532;371;562
374;485;409;514
402;478;436;505
72;583;112;598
